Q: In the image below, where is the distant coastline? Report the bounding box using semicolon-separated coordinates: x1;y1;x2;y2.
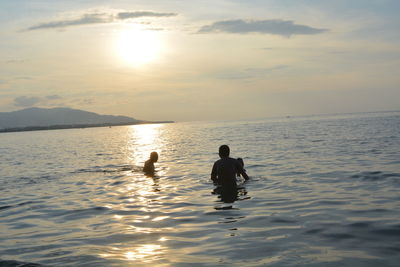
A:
0;107;174;133
0;121;174;133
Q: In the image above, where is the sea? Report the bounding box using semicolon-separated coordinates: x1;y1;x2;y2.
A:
0;111;399;267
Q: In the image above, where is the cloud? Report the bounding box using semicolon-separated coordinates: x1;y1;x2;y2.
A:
79;98;95;105
14;76;33;80
25;11;177;31
214;65;289;80
14;96;41;107
145;27;165;31
117;11;177;20
46;95;62;100
13;95;64;107
6;59;26;64
198;19;328;36
27;13;111;31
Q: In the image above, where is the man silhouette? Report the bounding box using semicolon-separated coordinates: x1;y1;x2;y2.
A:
211;145;249;186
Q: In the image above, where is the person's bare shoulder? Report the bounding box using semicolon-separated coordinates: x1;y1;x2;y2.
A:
143;160;153;172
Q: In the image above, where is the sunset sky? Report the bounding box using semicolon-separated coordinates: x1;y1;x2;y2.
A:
0;0;399;121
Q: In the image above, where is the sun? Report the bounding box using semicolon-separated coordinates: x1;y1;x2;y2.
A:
116;26;161;67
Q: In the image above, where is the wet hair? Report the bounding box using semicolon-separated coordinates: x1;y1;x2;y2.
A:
219;145;230;158
150;151;158;162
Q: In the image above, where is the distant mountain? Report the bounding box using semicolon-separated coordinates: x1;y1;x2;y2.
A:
0;107;142;130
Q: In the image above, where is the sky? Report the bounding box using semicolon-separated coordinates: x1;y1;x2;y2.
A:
0;0;399;121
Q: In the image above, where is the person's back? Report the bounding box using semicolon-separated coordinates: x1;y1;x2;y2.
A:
212;157;242;187
211;145;249;187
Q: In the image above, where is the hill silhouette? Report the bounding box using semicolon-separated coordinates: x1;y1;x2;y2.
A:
0;107;172;132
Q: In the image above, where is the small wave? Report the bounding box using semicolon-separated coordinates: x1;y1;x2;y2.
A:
386;160;400;165
0;259;47;267
347;222;371;228
95;153;113;156
270;218;298;224
17;176;37;184
311;139;325;143
72;164;139;174
353;208;389;214
109;180;126;186
323;233;356;240
350;171;400;181
55;206;110;221
312;171;351;179
246;164;267;168
317;200;346;205
0;201;39;213
304;228;324;234
371;227;400;237
8;174;60;187
272;171;308;177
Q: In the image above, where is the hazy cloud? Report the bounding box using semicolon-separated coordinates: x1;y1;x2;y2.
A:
46;95;62;100
245;65;289;73
198;19;328;36
14;96;41;107
146;27;165;31
80;98;95;105
215;65;289;80
14;76;33;80
134;90;170;97
117;11;177;20
27;13;111;31
6;59;26;64
13;95;64;107
26;11;177;31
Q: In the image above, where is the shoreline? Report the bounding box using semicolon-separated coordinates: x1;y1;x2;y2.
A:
0;121;175;134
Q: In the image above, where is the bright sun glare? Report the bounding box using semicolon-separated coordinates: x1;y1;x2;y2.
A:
116;26;161;67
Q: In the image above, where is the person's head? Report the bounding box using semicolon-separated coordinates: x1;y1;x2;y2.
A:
150;151;158;162
219;145;230;158
237;158;244;167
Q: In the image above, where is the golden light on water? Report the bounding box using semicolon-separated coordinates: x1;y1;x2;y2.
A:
152;216;170;222
128;124;163;166
125;244;164;262
97;123;171;264
100;244;166;263
132;124;162;145
116;25;162;67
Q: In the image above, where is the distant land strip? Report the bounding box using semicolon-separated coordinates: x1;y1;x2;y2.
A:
0;121;174;133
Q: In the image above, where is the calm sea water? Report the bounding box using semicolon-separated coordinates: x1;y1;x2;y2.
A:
1;112;400;266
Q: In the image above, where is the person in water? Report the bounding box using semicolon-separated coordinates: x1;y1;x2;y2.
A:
143;151;158;176
211;145;249;187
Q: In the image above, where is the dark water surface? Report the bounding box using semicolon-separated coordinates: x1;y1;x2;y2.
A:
1;112;400;266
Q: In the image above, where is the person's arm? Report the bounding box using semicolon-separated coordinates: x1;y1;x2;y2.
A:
211;162;218;183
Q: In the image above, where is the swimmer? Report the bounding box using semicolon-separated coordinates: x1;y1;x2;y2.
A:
143;151;158;176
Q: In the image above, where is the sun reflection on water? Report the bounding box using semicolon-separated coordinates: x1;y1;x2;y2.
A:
125;244;164;262
127;124;164;168
99;123;173;264
100;244;166;264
